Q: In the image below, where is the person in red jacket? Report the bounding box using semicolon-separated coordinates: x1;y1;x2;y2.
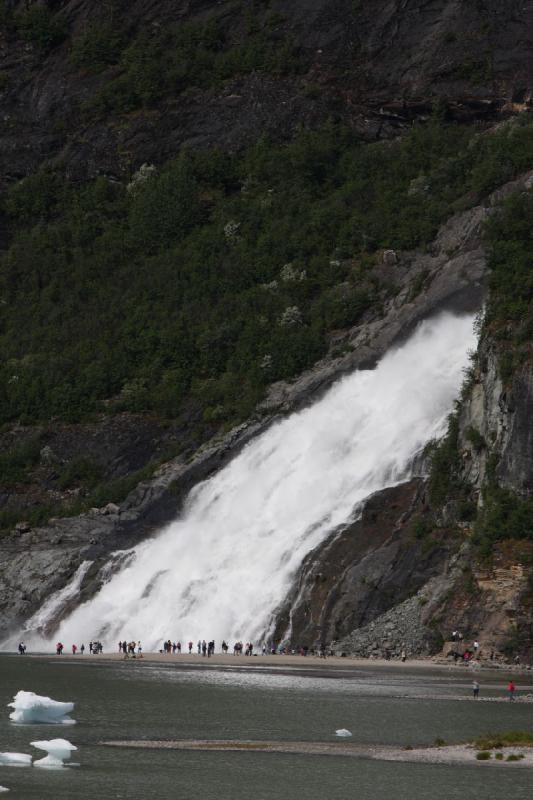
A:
508;680;516;702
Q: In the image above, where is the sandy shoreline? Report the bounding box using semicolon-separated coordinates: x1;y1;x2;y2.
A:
24;651;532;674
102;739;533;767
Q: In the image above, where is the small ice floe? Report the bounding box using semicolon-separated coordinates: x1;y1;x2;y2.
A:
8;691;75;724
0;752;32;767
335;729;352;738
31;739;77;769
0;786;10;792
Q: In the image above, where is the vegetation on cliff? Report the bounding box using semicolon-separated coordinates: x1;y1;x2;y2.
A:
485;189;533;380
425;181;533;655
2;116;533;434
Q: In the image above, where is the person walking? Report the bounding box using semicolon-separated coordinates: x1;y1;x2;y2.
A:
472;680;479;699
508;680;516;702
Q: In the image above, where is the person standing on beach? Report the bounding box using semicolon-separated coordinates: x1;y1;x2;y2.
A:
472;680;479;699
508;680;516;701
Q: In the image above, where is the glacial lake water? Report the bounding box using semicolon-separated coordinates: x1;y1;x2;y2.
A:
0;654;532;799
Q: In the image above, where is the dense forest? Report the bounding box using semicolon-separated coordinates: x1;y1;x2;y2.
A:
2;115;533;430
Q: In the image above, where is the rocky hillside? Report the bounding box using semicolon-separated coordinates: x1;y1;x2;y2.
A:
1;0;532;187
0;1;533;658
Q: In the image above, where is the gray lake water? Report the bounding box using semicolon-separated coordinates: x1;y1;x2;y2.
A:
0;655;532;799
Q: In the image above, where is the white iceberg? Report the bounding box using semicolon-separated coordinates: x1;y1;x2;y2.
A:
8;691;75;724
335;729;352;738
0;752;32;767
31;739;77;769
0;786;10;792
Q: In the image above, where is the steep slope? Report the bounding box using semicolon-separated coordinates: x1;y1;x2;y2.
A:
0;0;532;185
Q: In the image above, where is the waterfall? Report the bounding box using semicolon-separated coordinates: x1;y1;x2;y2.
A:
24;312;476;651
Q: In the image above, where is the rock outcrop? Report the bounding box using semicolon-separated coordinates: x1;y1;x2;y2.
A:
271;479;454;650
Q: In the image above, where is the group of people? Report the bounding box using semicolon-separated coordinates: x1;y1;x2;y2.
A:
159;640;247;656
231;641;254;655
119;640;141;657
55;641;103;655
154;639;332;658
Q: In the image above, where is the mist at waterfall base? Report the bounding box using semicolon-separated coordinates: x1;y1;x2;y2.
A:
29;312;475;651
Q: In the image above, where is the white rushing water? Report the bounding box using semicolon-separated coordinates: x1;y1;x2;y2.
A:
26;312;475;651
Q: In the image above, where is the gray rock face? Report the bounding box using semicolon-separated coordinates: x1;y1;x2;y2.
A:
271;479;458;650
343;538;474;656
458;341;533;495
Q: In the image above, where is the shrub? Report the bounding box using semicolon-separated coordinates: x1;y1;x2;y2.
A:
474;488;533;549
15;6;67;51
427;414;469;506
70;24;125;71
465;426;486;451
57;458;104;491
0;434;44;484
474;731;533;749
476;751;491;760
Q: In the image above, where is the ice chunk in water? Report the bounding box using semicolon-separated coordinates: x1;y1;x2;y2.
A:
31;739;77;768
8;691;75;724
0;786;10;792
0;753;32;767
335;729;352;737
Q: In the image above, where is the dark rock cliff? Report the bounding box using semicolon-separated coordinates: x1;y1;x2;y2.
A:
1;1;533;187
